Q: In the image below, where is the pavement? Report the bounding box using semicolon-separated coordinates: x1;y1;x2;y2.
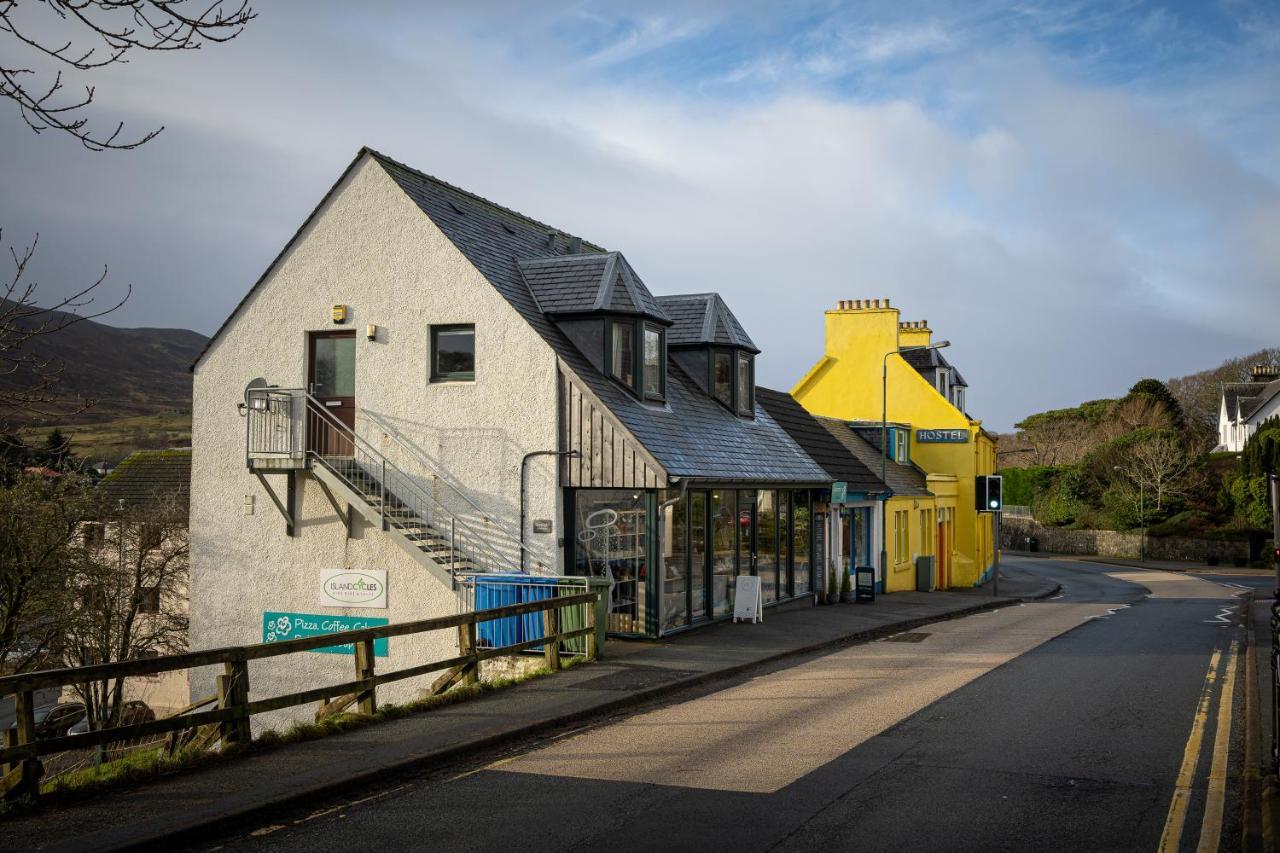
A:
178;557;1250;853
0;567;1059;853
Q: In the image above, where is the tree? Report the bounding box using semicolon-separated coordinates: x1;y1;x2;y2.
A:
1128;378;1185;431
0;471;92;671
64;488;188;728
1119;429;1195;513
1;0;254;151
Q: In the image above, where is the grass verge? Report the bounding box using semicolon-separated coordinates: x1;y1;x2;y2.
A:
0;656;585;818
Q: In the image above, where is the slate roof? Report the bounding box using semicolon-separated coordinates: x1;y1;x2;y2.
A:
840;425;932;497
369;150;827;483
656;293;759;353
1241;378;1280;421
99;449;191;521
901;346;967;387
519;253;670;322
756;388;885;492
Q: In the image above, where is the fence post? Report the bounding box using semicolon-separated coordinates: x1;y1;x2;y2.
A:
355;638;377;715
217;658;251;746
458;619;479;686
543;604;561;671
584;593;598;661
8;689;41;799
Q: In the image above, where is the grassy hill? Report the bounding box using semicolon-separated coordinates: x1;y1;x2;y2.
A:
0;298;207;425
19;412;192;466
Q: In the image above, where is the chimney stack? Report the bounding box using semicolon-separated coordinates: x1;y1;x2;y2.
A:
1250;364;1279;382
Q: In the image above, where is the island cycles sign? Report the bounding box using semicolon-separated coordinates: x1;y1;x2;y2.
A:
320;568;387;609
915;428;969;444
262;612;389;657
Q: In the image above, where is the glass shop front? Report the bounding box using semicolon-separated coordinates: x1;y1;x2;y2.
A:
566;487;815;638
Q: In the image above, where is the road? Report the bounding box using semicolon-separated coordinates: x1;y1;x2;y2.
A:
197;558;1249;853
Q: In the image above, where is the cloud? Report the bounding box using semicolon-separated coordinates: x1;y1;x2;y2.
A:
0;0;1276;431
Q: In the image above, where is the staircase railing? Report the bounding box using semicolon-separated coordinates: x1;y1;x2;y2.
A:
246;387;522;576
359;409;556;572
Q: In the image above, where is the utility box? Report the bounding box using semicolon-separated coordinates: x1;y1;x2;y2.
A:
915;556;935;592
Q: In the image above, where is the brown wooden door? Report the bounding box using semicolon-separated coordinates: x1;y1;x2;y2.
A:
308;331;356;456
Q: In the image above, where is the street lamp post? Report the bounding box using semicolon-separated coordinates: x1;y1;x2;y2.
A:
881;340;950;587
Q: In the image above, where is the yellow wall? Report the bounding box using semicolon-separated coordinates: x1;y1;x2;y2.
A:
793;300;996;587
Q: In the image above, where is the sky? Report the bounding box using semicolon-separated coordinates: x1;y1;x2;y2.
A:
2;0;1278;430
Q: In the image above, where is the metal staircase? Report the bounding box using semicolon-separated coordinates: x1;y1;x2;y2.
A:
244;387;543;584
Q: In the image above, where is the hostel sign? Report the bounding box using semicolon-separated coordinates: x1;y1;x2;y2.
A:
915;428;969;443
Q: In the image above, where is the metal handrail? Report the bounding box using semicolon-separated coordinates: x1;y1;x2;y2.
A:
359;408;554;569
248;388;519;574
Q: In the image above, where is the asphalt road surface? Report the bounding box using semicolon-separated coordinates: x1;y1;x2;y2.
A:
198;558;1249;853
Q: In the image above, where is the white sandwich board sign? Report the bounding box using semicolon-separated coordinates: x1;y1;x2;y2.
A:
733;575;763;624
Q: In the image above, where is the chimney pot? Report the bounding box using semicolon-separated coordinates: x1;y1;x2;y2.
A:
884;298;891;308
873;299;881;309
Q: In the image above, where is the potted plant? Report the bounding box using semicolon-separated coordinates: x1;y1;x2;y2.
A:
840;570;854;603
827;567;839;604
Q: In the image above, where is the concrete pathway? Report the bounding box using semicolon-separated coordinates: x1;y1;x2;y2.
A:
2;570;1057;852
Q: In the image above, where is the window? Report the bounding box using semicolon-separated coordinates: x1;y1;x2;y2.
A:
138;586;161;614
954;388;965;412
431;325;475;382
609;320;636;390
894;510;909;565
643;324;664;400
735;352;754;416
82;522;104;550
712;351;733;407
919;509;934;556
569;489;649;635
894;429;909;464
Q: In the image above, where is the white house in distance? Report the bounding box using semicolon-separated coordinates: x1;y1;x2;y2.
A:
1216;365;1280;453
188;148;830;726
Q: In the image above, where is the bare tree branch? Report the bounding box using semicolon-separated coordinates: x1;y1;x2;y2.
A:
0;0;254;150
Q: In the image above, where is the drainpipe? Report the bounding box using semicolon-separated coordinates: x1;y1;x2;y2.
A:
520;450;581;573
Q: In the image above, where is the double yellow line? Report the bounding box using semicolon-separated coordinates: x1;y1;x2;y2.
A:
1158;641;1239;853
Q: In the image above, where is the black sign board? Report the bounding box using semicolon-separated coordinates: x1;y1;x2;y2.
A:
854;566;876;602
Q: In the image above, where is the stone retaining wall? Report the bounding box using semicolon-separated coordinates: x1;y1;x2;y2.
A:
1001;517;1271;563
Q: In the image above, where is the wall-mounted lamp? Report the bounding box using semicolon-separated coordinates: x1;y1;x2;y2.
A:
366;323;377;341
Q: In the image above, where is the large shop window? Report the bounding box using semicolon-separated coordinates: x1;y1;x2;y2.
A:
710;490;736;617
570;490;649;635
662;494;689;632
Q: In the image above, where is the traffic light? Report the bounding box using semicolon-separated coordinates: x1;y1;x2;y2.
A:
976;475;1003;513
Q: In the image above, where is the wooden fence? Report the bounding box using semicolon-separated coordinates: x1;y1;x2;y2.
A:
0;590;599;800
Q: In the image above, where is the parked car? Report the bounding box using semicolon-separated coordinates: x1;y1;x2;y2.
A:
8;702;87;740
66;701;155;736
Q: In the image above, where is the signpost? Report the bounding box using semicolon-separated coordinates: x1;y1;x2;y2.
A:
831;481;847;503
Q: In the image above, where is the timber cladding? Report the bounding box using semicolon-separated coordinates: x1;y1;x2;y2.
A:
561;371;664;490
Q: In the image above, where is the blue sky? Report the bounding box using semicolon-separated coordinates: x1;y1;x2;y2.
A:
2;0;1277;429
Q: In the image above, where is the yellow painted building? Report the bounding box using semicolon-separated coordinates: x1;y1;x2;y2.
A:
792;299;996;588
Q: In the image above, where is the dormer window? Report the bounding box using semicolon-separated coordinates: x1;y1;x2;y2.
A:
713;351;732;407
643;324;664;400
705;348;753;417
610;320;636;389
736;352;754;416
608;318;665;401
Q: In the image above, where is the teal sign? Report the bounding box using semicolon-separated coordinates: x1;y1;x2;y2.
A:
916;429;969;443
262;612;389;657
831;481;847;503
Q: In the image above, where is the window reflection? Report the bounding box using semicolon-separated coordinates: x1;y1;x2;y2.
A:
571;490;647;634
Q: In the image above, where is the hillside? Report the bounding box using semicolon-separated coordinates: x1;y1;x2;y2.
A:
0;299;207;424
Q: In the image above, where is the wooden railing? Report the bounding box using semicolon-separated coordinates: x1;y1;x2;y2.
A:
0;591;599;800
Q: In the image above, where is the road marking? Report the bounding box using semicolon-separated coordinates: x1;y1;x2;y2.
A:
1196;641;1239;853
1203;606;1237;625
1158;647;1221;853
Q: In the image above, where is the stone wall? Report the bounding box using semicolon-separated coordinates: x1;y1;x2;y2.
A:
1001;517;1271;563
